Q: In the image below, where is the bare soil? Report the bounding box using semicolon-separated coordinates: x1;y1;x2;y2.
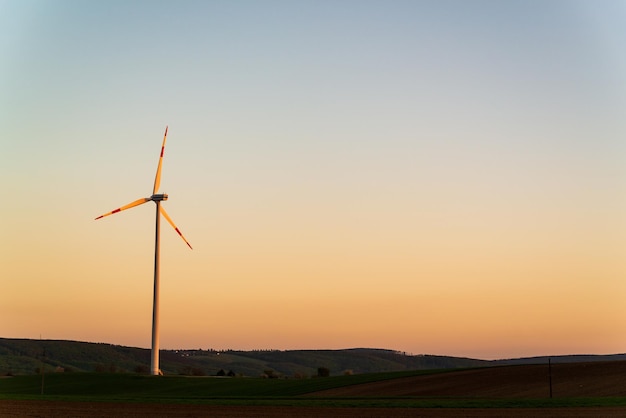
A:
3;402;626;418
312;360;626;398
0;401;626;418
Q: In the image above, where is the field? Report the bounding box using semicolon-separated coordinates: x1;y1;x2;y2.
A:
2;361;626;417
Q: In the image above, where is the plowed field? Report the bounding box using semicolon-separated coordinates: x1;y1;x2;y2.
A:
2;401;626;417
311;360;626;398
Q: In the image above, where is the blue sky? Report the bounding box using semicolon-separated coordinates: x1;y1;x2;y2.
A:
2;1;625;359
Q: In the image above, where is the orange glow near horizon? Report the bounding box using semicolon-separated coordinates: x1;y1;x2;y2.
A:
2;1;625;360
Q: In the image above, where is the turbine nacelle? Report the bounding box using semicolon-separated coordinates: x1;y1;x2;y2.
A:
151;193;168;202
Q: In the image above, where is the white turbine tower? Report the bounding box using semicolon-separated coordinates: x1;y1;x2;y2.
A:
95;126;192;376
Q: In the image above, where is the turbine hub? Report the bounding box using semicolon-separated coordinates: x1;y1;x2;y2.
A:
151;193;168;201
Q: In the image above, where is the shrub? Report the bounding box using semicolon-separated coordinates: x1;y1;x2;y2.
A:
135;365;149;374
191;368;205;376
317;367;330;377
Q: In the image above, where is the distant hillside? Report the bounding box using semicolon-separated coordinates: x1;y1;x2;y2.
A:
1;338;623;377
497;354;626;365
0;338;487;376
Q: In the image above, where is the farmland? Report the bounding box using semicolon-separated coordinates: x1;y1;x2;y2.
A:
2;361;626;416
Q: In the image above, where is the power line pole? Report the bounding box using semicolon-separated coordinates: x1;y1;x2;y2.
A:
40;338;45;396
548;357;553;399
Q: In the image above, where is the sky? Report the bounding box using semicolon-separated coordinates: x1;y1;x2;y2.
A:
1;0;625;360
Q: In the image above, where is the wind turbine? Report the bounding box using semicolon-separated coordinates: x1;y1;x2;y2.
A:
95;126;192;376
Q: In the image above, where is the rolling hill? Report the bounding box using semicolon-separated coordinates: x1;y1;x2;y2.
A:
1;337;624;377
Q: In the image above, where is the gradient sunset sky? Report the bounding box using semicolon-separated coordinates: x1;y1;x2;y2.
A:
2;0;625;360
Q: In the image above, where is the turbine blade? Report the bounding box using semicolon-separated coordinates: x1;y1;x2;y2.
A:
95;197;150;220
153;126;168;195
160;206;193;249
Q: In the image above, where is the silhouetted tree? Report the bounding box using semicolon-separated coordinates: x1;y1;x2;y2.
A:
317;367;330;377
191;368;205;376
135;365;150;374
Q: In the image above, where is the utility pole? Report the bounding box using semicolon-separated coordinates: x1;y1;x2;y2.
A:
548;357;553;398
40;339;45;395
